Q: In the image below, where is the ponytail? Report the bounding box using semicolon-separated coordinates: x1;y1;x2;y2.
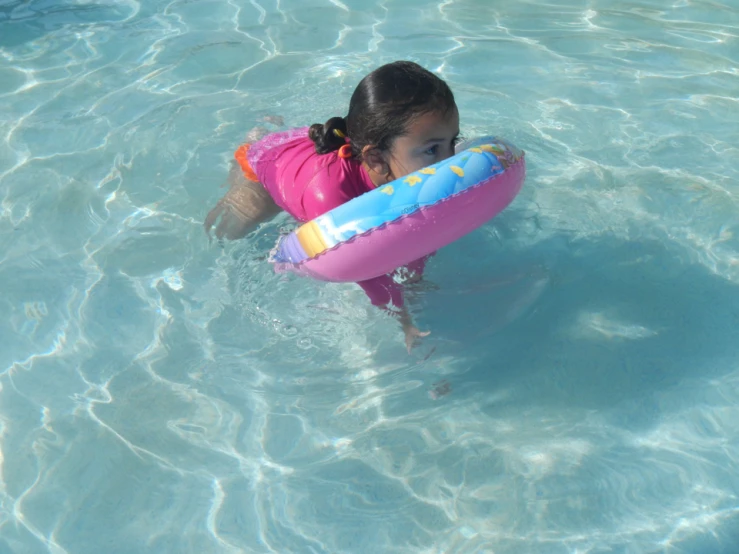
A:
308;116;349;155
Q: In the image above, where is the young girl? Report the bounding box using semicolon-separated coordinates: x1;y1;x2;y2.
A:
205;61;460;352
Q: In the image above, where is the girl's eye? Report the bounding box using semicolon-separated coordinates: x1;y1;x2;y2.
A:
424;145;439;156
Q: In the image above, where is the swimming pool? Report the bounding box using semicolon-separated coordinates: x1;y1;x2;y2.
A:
1;0;738;552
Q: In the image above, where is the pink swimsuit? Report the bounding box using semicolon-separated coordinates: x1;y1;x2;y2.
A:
241;127;428;308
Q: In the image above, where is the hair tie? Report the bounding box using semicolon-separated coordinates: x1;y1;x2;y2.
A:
337;144;352;159
332;128;346;139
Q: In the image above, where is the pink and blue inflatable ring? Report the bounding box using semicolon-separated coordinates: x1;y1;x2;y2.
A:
271;136;526;282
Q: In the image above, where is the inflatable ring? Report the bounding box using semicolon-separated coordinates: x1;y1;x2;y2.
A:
271;136;525;282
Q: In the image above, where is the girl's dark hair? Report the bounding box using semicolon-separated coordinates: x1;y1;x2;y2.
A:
309;61;456;158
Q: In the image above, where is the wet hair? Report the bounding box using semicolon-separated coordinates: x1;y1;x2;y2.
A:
309;61;456;158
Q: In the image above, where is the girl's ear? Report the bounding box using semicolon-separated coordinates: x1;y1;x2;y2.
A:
361;145;392;185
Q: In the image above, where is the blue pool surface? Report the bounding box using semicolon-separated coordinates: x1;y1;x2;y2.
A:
1;0;738;552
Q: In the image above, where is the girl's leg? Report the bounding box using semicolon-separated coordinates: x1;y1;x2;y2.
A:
204;163;281;240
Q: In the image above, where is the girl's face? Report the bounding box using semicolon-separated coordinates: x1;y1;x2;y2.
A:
364;107;460;186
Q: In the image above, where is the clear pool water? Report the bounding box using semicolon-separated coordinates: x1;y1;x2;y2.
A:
1;0;738;552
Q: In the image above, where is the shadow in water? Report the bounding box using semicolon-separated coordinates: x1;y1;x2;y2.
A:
420;230;739;426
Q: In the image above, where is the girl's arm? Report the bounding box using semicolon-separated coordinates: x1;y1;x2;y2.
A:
357;256;432;352
303;178;435;352
394;305;430;353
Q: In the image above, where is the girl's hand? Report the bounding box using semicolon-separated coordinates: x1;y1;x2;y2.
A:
403;322;430;353
396;307;430;353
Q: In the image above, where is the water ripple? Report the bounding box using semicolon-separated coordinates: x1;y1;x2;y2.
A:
2;0;739;552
